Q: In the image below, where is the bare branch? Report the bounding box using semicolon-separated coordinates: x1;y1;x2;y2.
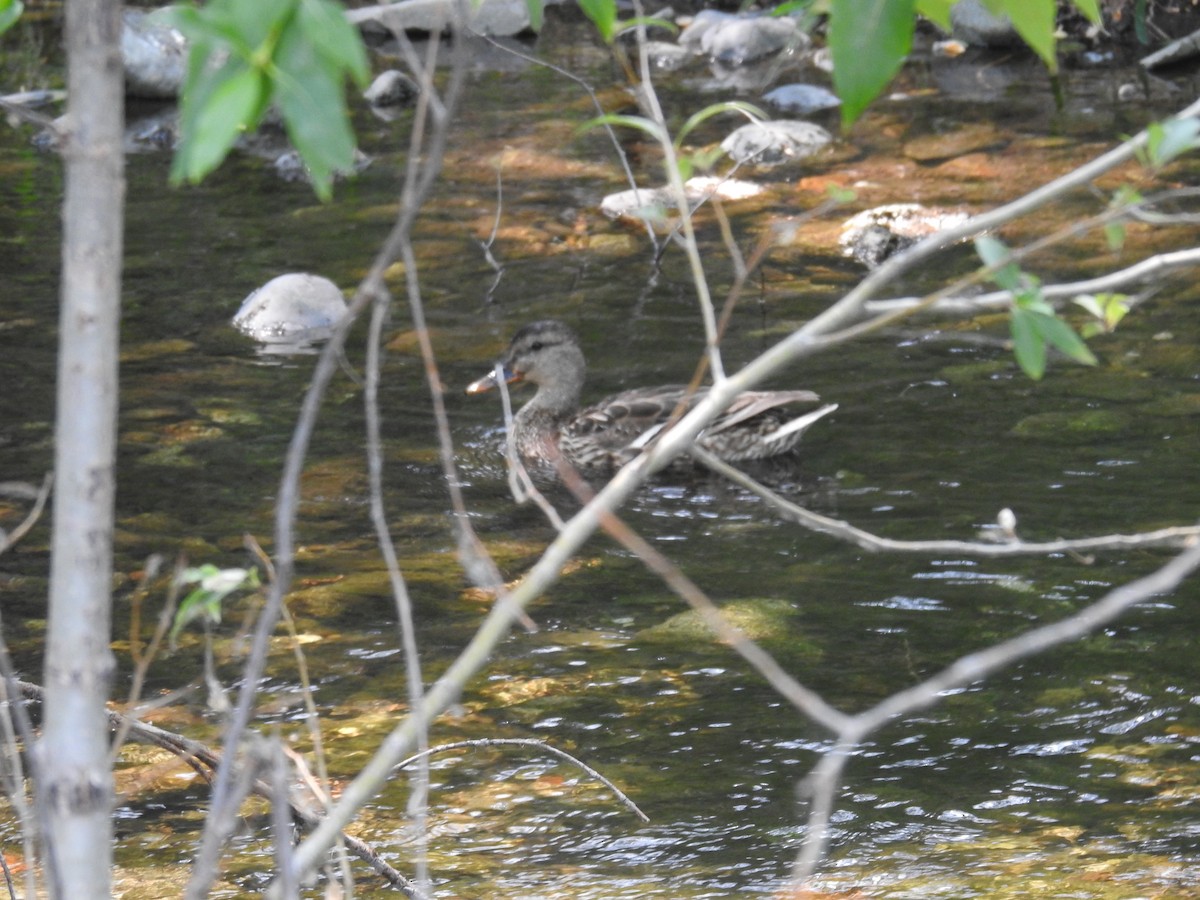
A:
395;737;650;823
791;539;1200;881
0;473;52;556
694;448;1200;556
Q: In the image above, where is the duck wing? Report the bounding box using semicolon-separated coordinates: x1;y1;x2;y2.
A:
569;385;689;441
705;389;821;434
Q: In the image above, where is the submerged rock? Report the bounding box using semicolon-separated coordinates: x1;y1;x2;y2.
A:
720;120;832;167
839;203;970;268
232;274;348;348
762;83;841;115
950;0;1021;47
640;40;692;71
273;147;372;184
364;70;419;107
1010;409;1130;442
679;11;807;65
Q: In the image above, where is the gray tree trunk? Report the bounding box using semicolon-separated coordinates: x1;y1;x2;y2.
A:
38;0;124;896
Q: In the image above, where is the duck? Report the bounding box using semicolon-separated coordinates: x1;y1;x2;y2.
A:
466;320;837;470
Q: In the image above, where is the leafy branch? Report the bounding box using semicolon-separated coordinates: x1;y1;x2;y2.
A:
168;0;369;200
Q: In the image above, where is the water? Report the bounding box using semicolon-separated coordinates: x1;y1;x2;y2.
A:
3;9;1200;898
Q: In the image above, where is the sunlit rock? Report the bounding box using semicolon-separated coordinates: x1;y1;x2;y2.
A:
678;11;807;65
122;8;188;99
839;203;970;268
348;0;534;39
232;273;348;349
720;120;832;167
762;83;841;115
599;176;766;221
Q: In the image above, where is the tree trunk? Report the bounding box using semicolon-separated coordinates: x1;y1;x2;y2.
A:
38;0;124;896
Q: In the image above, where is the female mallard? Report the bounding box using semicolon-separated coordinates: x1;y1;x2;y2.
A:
466;320;836;470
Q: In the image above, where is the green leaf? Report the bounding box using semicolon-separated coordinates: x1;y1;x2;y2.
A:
228;0;298;52
974;235;1023;292
577;113;669;144
1010;306;1046;380
1031;309;1097;366
1069;0;1102;24
985;0;1058;72
525;0;544;32
614;16;678;39
577;0;618;43
914;0;952;30
274;21;358;201
829;0;915;129
298;0;370;87
173;62;267;185
0;0;24;36
169;565;260;646
826;184;857;204
1073;292;1129;333
770;0;820;16
675;100;765;146
1103;220;1126;252
1149;116;1200;167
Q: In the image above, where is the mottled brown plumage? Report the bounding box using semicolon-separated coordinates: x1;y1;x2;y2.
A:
466;320;836;469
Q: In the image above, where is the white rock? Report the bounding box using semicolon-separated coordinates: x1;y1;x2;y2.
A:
232;274;348;346
122;9;188;98
720;120;832;166
600;177;765;220
347;0;532;38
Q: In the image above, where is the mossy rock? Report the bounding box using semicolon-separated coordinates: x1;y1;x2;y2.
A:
1138;392;1200;418
939;359;1012;386
1009;408;1129;443
637;597;821;663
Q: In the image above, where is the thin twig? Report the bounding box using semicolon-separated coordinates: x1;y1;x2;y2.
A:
554;461;853;734
791;540;1200;881
693;448;1200;556
394;737;650;823
0;473;52;556
865;245;1200;315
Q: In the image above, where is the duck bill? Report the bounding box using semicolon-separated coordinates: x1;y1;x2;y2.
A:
465;366;522;395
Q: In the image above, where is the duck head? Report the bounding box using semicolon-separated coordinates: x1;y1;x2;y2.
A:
465;320;586;409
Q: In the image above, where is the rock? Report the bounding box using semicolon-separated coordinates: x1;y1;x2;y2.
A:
232;274;348;348
679;11;806;65
600;176;765;221
839;204;970;268
364;70;419;107
1010;409;1130;442
762;83;841;115
122;8;188;99
347;0;533;39
125;108;178;153
950;0;1021;47
640;40;691;71
720;120;832;167
273;148;372;184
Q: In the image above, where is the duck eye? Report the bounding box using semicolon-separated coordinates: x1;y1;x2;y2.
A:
530;341;544;351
